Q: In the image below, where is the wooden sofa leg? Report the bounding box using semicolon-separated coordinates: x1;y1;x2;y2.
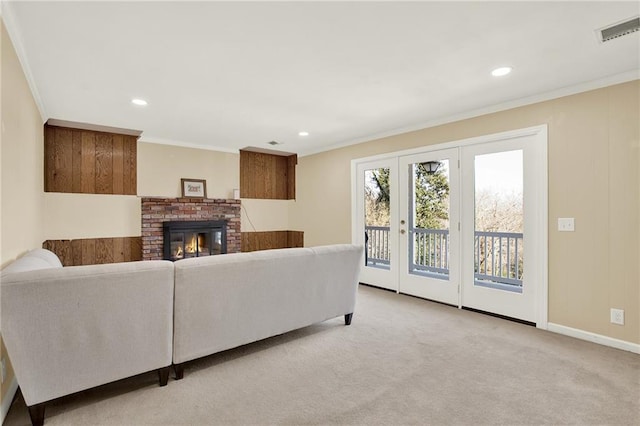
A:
28;403;45;426
345;313;353;325
174;363;184;380
158;366;170;387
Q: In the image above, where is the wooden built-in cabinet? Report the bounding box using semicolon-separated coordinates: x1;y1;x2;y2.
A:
239;148;303;251
239;149;296;200
43;122;142;264
44;123;138;195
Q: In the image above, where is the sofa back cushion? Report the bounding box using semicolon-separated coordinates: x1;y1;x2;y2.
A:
172;244;363;364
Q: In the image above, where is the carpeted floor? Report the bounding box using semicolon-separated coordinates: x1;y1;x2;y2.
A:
5;284;640;425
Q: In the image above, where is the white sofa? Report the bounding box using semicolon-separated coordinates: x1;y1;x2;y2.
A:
172;244;363;378
1;244;363;424
1;249;174;426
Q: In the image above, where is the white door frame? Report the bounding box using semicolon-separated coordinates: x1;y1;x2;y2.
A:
351;125;548;328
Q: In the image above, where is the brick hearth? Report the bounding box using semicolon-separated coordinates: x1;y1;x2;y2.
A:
141;197;241;260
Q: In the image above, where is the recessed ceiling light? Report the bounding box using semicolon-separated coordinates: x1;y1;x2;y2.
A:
491;67;512;77
131;98;148;106
298;131;309;137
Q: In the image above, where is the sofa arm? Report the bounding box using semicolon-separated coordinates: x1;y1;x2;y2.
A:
1;260;174;407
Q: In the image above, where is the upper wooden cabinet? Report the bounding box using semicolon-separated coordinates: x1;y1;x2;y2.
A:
239;149;297;200
44;123;138;195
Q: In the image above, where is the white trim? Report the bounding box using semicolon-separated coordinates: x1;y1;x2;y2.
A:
1;377;18;424
351;125;547;165
240;146;296;157
1;1;47;122
299;71;639;157
535;127;549;330
350;161;358;246
547;323;640;354
46;119;142;137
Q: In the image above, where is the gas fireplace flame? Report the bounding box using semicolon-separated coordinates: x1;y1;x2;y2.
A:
186;235;197;254
173;234;208;259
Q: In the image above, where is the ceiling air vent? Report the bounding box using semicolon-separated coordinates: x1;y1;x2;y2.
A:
599;17;640;42
267;140;281;146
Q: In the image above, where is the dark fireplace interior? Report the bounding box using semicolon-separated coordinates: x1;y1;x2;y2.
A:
163;221;227;261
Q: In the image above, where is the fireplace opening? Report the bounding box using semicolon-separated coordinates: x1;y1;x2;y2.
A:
163;221;227;261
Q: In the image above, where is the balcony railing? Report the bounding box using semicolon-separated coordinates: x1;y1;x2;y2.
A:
474;230;523;288
410;228;449;277
364;225;391;269
364;226;523;289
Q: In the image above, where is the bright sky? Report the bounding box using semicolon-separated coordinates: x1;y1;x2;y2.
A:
475;150;523;195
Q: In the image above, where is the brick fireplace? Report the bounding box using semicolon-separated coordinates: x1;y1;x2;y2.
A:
141;197;241;260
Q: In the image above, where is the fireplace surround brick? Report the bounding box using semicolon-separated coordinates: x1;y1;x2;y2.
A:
141;197;241;260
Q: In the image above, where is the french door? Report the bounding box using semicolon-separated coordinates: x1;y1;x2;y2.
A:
354;159;398;291
398;149;460;305
460;134;546;322
353;126;547;325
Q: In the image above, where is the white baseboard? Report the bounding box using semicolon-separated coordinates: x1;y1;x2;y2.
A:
547;322;640;354
1;377;18;424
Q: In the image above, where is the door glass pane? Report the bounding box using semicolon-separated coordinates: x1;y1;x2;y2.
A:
409;160;450;279
364;168;391;269
474;150;523;293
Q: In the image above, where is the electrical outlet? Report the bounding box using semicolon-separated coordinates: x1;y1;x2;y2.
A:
610;308;625;325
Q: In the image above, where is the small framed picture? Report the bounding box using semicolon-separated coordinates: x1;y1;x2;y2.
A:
181;178;207;198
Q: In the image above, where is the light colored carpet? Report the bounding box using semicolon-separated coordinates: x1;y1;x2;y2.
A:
5;285;639;425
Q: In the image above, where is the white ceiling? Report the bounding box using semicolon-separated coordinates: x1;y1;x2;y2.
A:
4;1;639;156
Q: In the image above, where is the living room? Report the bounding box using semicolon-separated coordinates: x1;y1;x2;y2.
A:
1;1;639;425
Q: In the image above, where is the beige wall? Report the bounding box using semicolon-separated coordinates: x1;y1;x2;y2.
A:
138;142;289;232
291;81;640;345
137;142;239;199
0;21;45;266
43;193;141;240
1;18;44;416
241;199;294;232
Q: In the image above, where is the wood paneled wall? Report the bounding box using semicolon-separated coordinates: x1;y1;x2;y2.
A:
241;231;303;252
45;124;137;194
43;237;142;266
240;150;297;200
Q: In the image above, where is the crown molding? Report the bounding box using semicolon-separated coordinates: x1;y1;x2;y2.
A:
46;119;142;137
298;70;640;157
1;1;47;122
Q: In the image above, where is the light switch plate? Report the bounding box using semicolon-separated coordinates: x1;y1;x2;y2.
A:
558;218;575;232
